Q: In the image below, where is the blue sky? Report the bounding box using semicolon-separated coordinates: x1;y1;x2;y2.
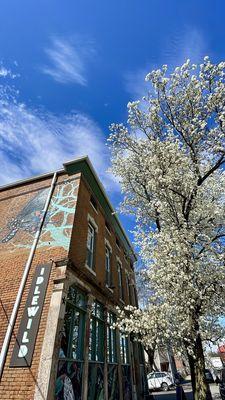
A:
0;0;224;240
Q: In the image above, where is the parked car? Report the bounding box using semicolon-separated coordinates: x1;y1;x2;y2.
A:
147;371;173;391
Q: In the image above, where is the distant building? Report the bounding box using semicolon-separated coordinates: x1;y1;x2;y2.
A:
0;157;147;400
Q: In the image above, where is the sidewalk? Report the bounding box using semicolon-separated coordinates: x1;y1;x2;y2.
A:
153;383;221;400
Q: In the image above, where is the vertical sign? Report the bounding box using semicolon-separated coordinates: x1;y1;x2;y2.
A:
10;263;52;367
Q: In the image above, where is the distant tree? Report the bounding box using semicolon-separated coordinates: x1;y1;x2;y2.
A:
109;57;225;400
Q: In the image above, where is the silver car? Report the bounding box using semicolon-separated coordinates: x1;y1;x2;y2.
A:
147;371;173;391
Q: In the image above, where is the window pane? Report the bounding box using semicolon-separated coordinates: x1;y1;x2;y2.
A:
96;320;104;361
108;364;119;399
56;360;83;400
120;335;129;364
87;224;94;250
59;307;73;358
56;287;87;399
95;302;104;320
121;365;132;399
118;264;124;300
88;363;104;400
71;310;80;358
60;287;87;360
67;287;87;309
107;312;117;363
86;224;95;269
105;246;111;286
89;302;104;362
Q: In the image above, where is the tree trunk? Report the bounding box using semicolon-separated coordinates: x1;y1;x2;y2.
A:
145;347;155;373
187;352;196;394
188;333;212;400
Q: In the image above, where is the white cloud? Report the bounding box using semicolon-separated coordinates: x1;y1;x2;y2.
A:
42;37;94;85
125;27;207;100
0;86;118;192
0;64;19;79
163;26;206;68
0;67;11;78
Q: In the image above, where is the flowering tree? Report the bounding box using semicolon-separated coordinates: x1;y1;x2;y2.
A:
109;57;225;400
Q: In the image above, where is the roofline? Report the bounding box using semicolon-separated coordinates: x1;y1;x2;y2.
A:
0;169;64;192
0;156;137;260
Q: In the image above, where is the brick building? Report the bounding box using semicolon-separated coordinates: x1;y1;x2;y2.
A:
0;157;147;400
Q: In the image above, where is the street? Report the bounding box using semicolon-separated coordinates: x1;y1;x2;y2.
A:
153;383;221;400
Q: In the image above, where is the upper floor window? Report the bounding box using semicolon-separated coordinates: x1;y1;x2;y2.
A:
126;274;131;304
86;222;96;270
134;286;138;307
90;195;98;212
105;245;112;287
105;220;111;234
116;237;121;250
117;262;124;301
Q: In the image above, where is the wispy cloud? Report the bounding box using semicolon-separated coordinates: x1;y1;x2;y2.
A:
0;85;117;192
163;26;207;67
0;63;19;79
125;27;207;100
42;37;94;85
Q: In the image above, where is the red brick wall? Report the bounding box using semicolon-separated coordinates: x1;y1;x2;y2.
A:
0;172;80;400
69;176;135;307
0;169;136;399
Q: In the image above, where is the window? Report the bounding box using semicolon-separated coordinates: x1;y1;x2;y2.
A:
107;312;117;363
56;287;86;399
105;220;111;234
89;302;105;362
116;237;120;249
120;334;132;398
59;286;87;360
134;286;138;307
86;223;96;270
90;195;98;211
107;313;119;399
105;245;112;287
117;263;124;300
120;335;129;364
126;274;131;304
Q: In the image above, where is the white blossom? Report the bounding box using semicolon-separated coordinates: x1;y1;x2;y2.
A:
109;58;225;397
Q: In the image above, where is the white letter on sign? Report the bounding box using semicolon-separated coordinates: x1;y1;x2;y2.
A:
27;306;39;317
22;331;29;343
18;345;28;358
36;276;44;285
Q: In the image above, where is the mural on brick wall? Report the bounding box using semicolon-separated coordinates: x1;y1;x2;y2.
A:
0;178;79;253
